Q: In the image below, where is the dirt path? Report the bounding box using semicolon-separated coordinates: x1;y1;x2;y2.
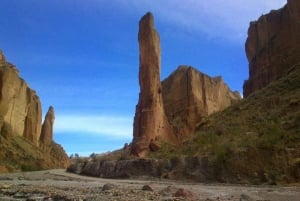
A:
0;169;299;200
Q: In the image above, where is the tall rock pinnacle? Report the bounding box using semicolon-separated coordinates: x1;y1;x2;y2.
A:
131;12;173;157
0;50;6;65
40;106;55;147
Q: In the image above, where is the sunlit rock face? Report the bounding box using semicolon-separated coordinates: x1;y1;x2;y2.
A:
162;65;241;137
243;0;300;97
131;12;174;157
131;13;241;157
0;51;42;146
0;50;70;171
40;106;55;147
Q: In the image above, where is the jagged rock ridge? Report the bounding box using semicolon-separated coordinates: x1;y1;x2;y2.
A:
0;50;70;172
243;0;300;97
131;13;240;156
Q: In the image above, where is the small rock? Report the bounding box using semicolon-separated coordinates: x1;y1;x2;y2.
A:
142;184;154;191
13;192;30;199
240;193;255;201
159;185;179;196
102;183;117;191
27;195;48;201
173;188;199;201
0;184;12;189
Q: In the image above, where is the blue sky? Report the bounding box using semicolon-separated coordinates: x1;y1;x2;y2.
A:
0;0;286;156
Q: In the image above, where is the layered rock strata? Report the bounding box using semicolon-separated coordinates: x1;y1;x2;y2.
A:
131;12;174;157
243;0;300;97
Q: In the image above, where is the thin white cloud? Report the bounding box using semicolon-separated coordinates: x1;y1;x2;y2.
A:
117;0;287;42
54;114;133;138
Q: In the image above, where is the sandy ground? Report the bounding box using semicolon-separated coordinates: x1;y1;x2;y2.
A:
0;169;299;201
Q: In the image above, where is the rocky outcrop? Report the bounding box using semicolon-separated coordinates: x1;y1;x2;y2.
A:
0;52;42;146
131;13;240;157
40;106;55;147
0;50;6;66
131;12;174;157
243;0;300;97
162;66;240;137
0;50;70;172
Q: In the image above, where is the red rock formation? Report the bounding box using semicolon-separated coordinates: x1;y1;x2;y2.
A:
162;66;240;137
131;13;240;157
131;12;174;157
243;0;300;97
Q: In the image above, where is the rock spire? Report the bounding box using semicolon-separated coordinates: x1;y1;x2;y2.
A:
0;50;6;65
40;106;55;147
131;12;173;157
131;13;241;157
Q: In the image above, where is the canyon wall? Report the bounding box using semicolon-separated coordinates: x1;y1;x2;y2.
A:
0;50;42;145
243;0;300;97
0;50;69;171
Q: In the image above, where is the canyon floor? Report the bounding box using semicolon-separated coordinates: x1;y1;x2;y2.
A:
0;169;299;201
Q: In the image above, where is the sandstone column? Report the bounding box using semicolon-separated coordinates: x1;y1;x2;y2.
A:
131;12;173;157
40;106;55;148
0;50;6;65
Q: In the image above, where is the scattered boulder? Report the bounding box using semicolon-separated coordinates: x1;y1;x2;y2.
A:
142;184;154;191
173;188;199;201
159;185;179;197
102;183;117;191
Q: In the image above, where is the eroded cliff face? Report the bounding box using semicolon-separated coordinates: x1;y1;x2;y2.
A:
243;0;300;97
131;13;240;157
0;51;42;145
0;50;70;172
131;13;174;157
162;66;240;137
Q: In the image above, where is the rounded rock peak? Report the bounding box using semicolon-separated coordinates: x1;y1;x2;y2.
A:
139;12;154;28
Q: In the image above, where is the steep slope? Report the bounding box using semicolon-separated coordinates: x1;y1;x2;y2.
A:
151;0;300;183
152;63;300;183
0;50;70;172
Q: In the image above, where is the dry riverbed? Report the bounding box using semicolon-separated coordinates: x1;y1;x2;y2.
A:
0;169;299;201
